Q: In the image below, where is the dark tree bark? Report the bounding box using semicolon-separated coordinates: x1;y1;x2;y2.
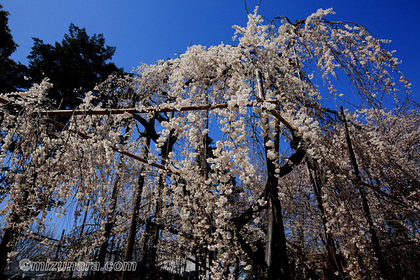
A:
0;223;17;278
122;117;155;280
0;189;39;278
145;129;177;279
94;172;121;280
95;119;134;280
264;125;291;280
256;69;293;280
306;159;346;280
340;106;389;280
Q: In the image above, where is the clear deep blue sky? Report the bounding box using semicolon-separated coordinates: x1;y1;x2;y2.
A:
3;0;420;95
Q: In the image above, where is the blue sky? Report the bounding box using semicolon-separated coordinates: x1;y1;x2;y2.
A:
3;0;420;95
1;0;419;239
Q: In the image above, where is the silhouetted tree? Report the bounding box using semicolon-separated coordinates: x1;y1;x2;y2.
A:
0;4;29;93
28;23;122;109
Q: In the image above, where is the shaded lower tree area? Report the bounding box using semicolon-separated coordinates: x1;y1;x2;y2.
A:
1;7;420;280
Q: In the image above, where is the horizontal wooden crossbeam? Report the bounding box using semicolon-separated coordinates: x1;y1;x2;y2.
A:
0;96;170;173
1;96;293;174
40;100;276;116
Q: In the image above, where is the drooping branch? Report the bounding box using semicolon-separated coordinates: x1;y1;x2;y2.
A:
340;106;389;279
36;100;275;117
0;95;171;174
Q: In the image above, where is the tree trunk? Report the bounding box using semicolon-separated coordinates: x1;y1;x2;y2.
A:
263;126;291;280
139;219;152;280
306;160;345;280
145;129;177;279
94;179;120;280
340;106;389;279
0;227;16;278
257;69;291;280
121;134;151;280
69;200;90;280
0;190;32;278
95;121;134;280
145;181;162;280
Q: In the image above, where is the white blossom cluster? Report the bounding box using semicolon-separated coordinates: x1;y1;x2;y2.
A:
0;7;418;279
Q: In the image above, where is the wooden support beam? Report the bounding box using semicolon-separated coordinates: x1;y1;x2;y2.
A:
0;96;171;173
35;100;276;116
2;93;294;176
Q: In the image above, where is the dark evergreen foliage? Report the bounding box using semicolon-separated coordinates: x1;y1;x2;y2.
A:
28;23;123;109
0;5;29;93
